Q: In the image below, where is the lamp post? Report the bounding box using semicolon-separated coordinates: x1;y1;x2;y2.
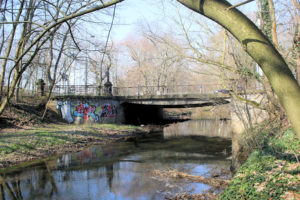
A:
85;49;88;95
104;70;112;96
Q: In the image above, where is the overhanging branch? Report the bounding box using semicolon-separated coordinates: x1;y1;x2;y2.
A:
226;0;255;10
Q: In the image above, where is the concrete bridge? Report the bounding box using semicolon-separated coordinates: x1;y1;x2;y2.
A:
119;94;230;108
52;84;232;124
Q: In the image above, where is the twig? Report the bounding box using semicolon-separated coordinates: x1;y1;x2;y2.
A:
226;0;255;10
66;21;81;51
99;4;117;76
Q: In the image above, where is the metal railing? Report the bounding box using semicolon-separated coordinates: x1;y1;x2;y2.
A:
113;84;221;96
52;85;102;96
0;84;264;102
1;84;261;98
51;84;224;96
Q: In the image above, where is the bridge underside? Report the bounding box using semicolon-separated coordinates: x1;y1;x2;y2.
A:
122;101;229;108
122;96;230;108
121;98;230;124
122;103;164;124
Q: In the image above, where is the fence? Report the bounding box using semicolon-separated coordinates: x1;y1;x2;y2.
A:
1;84;261;99
50;84;224;96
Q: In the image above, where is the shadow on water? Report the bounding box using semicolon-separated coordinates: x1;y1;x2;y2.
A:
0;119;232;200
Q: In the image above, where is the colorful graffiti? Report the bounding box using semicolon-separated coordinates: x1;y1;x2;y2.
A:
57;101;117;123
96;104;116;118
73;103;98;122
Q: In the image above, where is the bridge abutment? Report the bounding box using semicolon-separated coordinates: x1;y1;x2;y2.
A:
55;98;125;124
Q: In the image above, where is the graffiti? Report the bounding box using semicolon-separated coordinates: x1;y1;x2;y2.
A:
57;101;118;123
96;104;116;118
57;101;73;123
73;103;98;122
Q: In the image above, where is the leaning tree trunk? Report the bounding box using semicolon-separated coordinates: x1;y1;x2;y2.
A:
177;0;300;138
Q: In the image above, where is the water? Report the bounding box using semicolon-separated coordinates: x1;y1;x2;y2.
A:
0;120;232;200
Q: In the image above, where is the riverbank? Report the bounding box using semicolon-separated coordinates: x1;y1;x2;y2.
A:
0;123;155;169
220;126;300;199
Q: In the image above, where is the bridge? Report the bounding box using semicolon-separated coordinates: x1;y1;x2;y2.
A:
51;84;232;124
52;84;231;108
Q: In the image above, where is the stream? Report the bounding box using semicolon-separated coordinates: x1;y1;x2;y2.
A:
0;119;232;200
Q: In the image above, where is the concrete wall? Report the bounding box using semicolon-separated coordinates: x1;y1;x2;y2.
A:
55;99;124;124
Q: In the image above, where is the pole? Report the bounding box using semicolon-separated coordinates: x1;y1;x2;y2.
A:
85;47;88;95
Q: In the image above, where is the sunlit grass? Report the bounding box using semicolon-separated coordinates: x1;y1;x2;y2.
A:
0;124;142;156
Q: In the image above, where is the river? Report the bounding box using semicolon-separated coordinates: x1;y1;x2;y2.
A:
0;119;232;200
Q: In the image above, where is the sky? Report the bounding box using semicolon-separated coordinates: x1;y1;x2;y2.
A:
72;0;259;85
108;0;258;42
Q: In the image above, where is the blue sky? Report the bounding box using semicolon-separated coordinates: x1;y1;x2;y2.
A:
73;0;258;85
109;0;258;42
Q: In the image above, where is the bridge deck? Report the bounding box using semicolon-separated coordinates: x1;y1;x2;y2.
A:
52;94;231;108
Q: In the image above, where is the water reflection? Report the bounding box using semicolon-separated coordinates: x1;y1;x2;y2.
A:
164;119;232;138
0;120;231;200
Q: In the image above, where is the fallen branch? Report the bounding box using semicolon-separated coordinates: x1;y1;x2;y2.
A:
152;170;230;189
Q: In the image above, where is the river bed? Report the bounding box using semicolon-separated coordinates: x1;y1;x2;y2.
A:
0;119;232;200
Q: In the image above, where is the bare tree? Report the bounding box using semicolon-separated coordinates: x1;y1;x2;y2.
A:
291;0;300;83
177;0;300;138
0;0;124;115
124;35;189;95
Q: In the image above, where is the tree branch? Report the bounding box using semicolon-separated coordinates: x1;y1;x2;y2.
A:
226;0;255;10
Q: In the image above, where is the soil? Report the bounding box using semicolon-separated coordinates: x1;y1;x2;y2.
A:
0;100;64;129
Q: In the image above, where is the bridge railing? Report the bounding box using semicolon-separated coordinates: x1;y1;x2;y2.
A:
2;84;261;99
51;84;224;96
52;85;102;96
112;84;222;96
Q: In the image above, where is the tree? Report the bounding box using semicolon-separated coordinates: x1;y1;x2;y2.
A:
0;0;124;115
123;35;190;95
177;0;300;138
291;0;300;83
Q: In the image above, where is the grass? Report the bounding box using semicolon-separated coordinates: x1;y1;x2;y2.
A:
219;128;300;200
0;123;143;157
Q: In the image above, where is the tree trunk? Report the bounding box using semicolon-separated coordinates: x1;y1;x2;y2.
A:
177;0;300;138
268;0;279;49
292;0;300;84
0;1;25;96
15;77;22;103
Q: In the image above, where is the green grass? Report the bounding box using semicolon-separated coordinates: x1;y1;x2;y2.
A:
81;123;139;131
0;124;143;156
220;129;300;200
